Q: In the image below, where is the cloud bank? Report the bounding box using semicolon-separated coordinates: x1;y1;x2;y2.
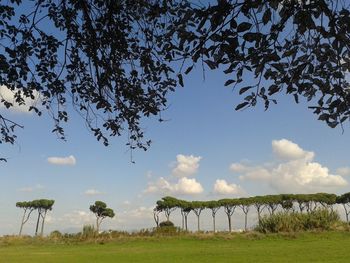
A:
232;139;347;192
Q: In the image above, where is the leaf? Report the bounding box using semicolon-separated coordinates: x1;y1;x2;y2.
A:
243;32;260;42
268;85;280;95
239;86;252;95
328;121;338;128
318;113;329;121
235;102;249;110
204;60;217;70
271;63;284;72
237;22;252;33
184;65;193;75
294;94;299;104
178;74;184;87
230;19;237;29
262;8;271;25
224;79;235;86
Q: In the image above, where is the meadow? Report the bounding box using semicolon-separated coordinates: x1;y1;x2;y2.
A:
1;231;350;263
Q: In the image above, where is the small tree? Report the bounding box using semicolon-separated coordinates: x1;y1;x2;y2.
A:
220;199;237;232
253;196;266;222
191;201;205;232
89;201;115;233
179;200;192;230
337;193;350;222
16;201;35;236
265;195;281;215
32;199;54;236
153;206;162;227
39;199;55;236
238;198;252;231
206;200;220;233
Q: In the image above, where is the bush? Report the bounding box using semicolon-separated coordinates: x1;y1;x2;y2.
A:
81;225;97;238
256;209;340;233
159;221;174;227
49;230;62;239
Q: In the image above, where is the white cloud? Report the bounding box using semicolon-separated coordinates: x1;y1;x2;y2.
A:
213;179;245;195
121;206;154;220
47;155;76;166
238;166;271;181
0;85;41;113
174;177;204;194
84;189;102;196
336;167;350;176
172;154;201;177
272;139;314;161
144;176;203;195
230;163;249;173
59;210;95;226
234;139;347;192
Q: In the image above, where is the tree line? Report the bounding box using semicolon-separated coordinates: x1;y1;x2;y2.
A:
16;200;114;236
155;192;350;232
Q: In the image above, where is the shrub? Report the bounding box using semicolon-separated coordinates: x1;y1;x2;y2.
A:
159;221;174;227
49;230;62;239
256;209;340;233
81;225;97;238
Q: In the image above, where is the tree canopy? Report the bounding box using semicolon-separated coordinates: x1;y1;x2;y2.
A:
89;201;115;232
1;0;349;159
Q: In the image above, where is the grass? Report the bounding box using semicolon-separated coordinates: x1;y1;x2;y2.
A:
1;231;350;262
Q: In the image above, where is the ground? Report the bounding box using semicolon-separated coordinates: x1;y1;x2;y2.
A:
0;231;349;262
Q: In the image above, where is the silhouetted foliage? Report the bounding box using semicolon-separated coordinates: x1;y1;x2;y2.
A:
1;1;350;161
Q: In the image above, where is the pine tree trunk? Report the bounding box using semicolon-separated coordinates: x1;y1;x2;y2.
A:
19;210;26;236
213;215;216;233
228;215;232;232
197;215;200;232
96;217;100;233
35;211;41;236
40;210;47;236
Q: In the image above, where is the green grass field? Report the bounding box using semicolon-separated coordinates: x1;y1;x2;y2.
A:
1;232;350;262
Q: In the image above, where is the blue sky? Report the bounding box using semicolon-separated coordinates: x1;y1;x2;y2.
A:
1;64;350;235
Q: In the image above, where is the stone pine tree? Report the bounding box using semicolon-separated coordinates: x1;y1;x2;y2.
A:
337;193;350;222
220;199;238;232
32;199;55;236
16;201;35;236
89;201;115;233
206;200;220;233
191;201;205;232
39;199;55;236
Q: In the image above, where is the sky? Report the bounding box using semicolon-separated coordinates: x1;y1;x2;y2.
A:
1;2;350;236
1;64;350;236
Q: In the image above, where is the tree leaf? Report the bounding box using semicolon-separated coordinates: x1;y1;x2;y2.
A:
262;8;271;25
184;65;193;75
224;79;235;86
235;102;249;110
237;22;252;33
178;74;184;87
239;86;252;95
204;60;217;69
